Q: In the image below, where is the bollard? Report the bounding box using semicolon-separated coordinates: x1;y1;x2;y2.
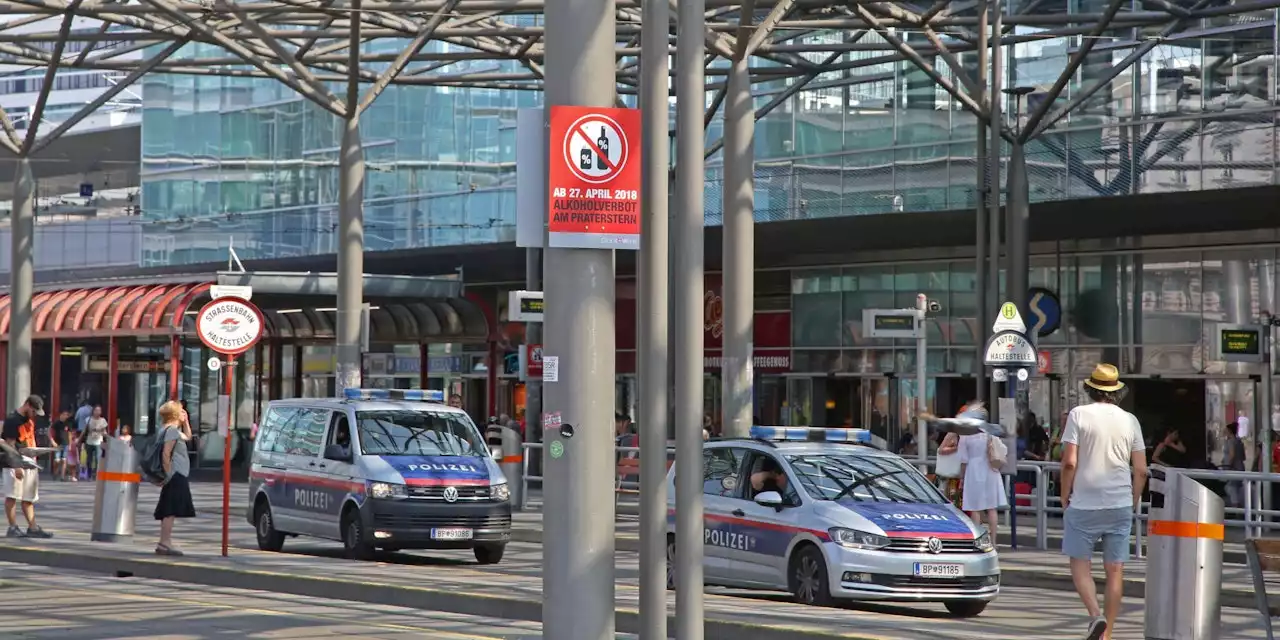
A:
90;435;140;543
1144;469;1224;640
486;426;523;509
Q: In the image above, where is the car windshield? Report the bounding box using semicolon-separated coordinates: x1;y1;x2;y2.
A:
785;452;947;504
356;409;487;457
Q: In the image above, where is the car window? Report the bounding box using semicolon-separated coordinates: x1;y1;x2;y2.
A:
786;452;946;504
356;409;487;457
328;412;352;448
255;406;296;454
702;448;745;497
280;408;329;458
743;451;801;505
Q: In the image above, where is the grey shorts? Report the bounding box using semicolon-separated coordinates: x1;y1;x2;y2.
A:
1062;506;1133;563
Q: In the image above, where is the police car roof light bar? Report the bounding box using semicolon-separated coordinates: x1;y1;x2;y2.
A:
749;426;872;444
342;388;446;403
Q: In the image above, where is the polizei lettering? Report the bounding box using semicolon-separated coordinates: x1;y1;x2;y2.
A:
704;528;754;551
407;463;479;473
295;489;330;511
880;513;948;521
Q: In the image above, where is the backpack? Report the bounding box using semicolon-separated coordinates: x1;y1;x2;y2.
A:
140;428;170;484
986;434;1008;470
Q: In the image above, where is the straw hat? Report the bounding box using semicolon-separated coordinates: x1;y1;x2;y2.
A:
1083;363;1125;392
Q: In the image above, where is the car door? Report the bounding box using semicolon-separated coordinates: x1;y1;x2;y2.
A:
731;450;806;589
249;406;294;523
699;446;748;583
315;408;359;538
280;408;334;537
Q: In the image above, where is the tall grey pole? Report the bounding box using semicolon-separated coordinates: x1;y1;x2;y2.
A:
915;294;928;473
974;4;989;403
638;0;671;633
525;247;542;477
674;0;707;633
1006;141;1029;324
542;0;617;637
335;0;365;393
1262;327;1273;479
721;53;755;439
987;0;1003;418
8;157;33;408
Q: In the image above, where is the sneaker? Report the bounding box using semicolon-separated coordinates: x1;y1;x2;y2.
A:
1085;616;1107;640
24;526;50;539
5;525;24;538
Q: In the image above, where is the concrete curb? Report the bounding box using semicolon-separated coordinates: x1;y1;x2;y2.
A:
0;544;879;640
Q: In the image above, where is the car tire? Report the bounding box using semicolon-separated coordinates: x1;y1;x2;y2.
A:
665;534;676;591
254;501;286;552
474;544;505;565
788;545;835;606
944;600;989;617
341;509;375;560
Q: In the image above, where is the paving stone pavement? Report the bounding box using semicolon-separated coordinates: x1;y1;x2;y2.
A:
2;478;1271;639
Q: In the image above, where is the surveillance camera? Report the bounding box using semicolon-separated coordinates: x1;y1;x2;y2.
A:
927;299;943;313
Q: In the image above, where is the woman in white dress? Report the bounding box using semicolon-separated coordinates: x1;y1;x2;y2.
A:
959;429;1007;534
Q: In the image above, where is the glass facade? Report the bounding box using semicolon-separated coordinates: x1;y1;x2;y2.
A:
139;12;1280;264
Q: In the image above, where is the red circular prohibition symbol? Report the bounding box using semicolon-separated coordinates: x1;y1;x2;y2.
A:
562;113;630;185
195;296;266;356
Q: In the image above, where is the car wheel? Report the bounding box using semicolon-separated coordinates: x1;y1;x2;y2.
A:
341;509;375;560
944;600;989;617
788;545;835;606
254;501;286;552
665;534;676;590
474;544;505;565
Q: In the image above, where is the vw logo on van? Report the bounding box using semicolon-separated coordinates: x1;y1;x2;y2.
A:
443;486;459;503
927;537;943;554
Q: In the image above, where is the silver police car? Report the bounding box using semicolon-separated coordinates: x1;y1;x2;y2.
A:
666;426;999;617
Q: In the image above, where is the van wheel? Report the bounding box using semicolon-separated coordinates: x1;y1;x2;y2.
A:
944;600;989;617
665;534;676;590
341;509;374;560
788;545;835;606
474;544;505;565
254;501;286;552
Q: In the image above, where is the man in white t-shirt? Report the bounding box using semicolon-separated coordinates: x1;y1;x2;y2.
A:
1237;415;1254;472
1060;364;1149;640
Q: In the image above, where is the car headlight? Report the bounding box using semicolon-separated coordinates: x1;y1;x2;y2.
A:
829;528;890;550
974;532;994;552
369;481;408;500
491;483;510;502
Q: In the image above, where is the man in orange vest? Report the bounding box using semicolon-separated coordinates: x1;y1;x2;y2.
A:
3;395;50;538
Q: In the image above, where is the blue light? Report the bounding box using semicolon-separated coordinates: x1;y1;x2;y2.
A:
342;388;445;403
749;425;871;444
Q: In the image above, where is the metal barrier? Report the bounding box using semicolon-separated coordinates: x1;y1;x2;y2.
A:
487;426;524;510
90;436;140;543
1145;469;1224;640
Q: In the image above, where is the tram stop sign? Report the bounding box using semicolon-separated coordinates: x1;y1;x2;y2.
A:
196;296;265;356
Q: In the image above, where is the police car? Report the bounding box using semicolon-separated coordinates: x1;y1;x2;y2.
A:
248;389;512;563
667;426;999;616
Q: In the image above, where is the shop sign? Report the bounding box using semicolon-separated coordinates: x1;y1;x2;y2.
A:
196;296;265;357
84;354;166;374
703;351;791;372
547;105;642;250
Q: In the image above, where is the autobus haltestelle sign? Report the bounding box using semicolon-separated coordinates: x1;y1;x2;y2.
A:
196;296;265;356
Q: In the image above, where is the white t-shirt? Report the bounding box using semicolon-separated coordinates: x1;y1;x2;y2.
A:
84;417;108;446
1062;402;1145;510
1237;416;1251;439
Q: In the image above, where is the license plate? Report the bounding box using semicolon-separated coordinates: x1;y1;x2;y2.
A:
430;528;474;541
914;563;964;578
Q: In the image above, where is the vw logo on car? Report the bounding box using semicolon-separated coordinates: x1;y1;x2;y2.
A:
443;486;459;503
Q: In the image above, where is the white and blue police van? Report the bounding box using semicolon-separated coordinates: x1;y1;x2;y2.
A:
666;426;1000;617
248;389;512;563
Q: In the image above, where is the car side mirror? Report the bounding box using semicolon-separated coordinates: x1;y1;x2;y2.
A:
754;490;784;510
324;444;351;462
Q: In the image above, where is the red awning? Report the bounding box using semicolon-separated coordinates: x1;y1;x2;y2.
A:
0;282;213;341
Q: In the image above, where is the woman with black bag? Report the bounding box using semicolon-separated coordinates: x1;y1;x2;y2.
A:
153;401;195;556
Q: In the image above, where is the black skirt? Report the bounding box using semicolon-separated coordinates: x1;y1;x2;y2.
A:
154;472;197;520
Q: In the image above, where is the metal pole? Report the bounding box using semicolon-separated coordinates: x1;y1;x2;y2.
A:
221;354;235;557
675;0;706;632
986;0;1003;420
8;157;33;409
638;0;671;633
974;3;989;404
1006;143;1030;330
525;247;543;479
335;115;365;392
916;293;928;473
542;0;617;637
1263;325;1273;515
721;52;754;439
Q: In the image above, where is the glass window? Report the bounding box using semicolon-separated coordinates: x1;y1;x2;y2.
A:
281;408;328;457
792;269;843;347
255;406;295;454
743;451;800;505
702;448;745;497
356;409;487;457
328;411;352;447
786;452;945;504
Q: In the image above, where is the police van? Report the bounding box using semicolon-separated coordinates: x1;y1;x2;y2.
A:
667;427;999;616
248;389;512;563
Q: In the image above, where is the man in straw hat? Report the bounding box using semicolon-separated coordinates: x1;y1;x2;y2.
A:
1060;364;1148;640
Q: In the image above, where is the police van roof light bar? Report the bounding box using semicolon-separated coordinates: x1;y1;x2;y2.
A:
342;388;446;403
749;426;872;444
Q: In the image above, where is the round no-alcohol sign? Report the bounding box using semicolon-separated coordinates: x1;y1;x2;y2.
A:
196;296;265;356
562;113;630;184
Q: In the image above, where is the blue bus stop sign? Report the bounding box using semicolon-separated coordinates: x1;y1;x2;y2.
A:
1028;287;1061;337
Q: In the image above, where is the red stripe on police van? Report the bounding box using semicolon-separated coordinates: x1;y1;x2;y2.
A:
403;477;490;487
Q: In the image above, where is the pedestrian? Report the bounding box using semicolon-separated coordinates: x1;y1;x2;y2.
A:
50;410;72;481
957;412;1006;537
83;406;108;480
74;397;92;435
1059;363;1148;640
1222;422;1246;507
3;395;51;538
154;401;195;556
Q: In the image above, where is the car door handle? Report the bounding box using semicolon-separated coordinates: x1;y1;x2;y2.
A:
731;509;745;517
317;464;327;469
308;462;316;467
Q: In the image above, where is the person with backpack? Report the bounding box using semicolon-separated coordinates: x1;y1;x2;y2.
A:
151;401;195;556
956;402;1007;538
